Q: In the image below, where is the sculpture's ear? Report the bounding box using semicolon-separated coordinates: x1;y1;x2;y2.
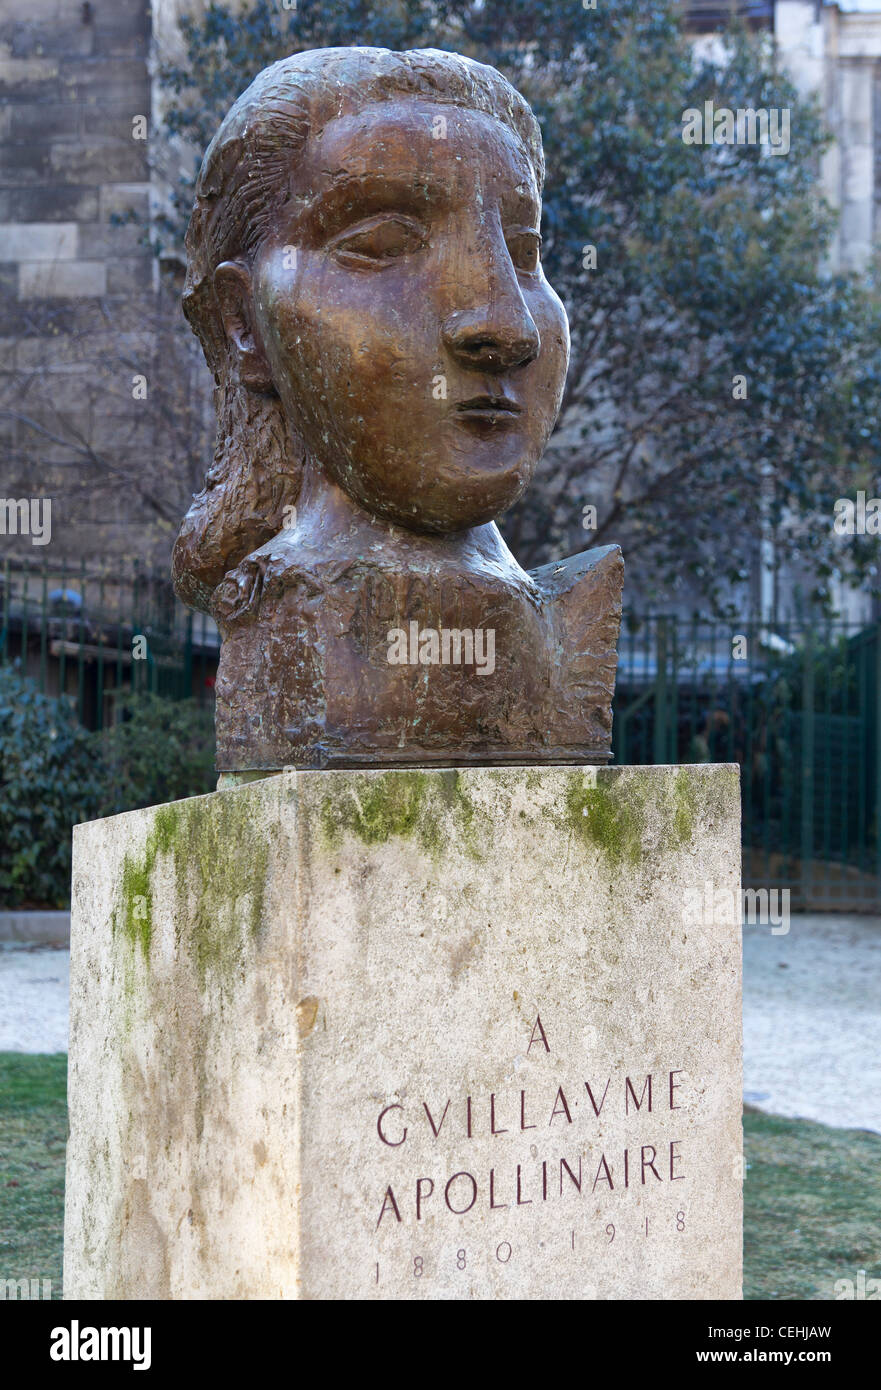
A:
214;260;274;393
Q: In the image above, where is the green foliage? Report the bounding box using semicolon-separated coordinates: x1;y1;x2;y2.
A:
95;692;216;818
0;667;103;910
154;0;881;613
0;671;215;909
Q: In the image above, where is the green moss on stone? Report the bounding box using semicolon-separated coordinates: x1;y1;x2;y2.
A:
319;769;480;860
320;770;427;847
118;856;153;958
113;790;272;982
560;766;714;865
673;767;697;845
563;770;644;867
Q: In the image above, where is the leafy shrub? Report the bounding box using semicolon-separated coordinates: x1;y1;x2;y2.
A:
95;692;216;817
0;667;104;909
0;676;217;909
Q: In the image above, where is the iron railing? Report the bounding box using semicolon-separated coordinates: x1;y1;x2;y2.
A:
681;1;774;31
3;560;878;910
614;615;881;911
0;555;218;730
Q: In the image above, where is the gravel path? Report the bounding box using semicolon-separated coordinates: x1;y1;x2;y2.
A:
2;915;880;1133
743;912;881;1134
0;944;70;1054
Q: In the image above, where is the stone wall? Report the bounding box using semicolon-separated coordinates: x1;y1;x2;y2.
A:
0;0;181;572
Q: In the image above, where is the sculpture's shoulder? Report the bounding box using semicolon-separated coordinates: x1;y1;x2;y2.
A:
210;529;541;632
530;543;624;612
525;544;619;636
209;537;343;632
209;530;625;770
530;545;624;756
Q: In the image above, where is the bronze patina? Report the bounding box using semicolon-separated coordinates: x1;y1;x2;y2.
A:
173;47;623;770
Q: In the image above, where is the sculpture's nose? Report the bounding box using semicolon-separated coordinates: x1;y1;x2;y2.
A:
442;233;541;374
443;307;540;373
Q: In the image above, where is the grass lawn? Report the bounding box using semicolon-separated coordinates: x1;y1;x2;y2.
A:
0;1053;66;1299
743;1105;881;1299
1;1053;879;1300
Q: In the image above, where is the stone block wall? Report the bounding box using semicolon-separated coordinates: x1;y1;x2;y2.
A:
0;0;176;571
0;0;151;302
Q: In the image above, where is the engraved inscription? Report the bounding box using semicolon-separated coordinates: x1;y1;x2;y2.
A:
372;1014;689;1230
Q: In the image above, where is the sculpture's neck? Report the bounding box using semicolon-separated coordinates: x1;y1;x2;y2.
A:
292;458;521;572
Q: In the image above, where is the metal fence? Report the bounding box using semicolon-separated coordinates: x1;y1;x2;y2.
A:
0;555;218;729
613;615;881;911
3;559;880;911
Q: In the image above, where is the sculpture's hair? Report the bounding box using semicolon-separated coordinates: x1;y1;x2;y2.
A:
173;46;545;612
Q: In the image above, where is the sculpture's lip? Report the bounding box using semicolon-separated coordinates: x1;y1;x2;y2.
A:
454;395;523;425
456;394;522;414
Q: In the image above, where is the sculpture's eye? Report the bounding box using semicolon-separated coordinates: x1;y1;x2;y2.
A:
329;215;427;267
506;229;541;274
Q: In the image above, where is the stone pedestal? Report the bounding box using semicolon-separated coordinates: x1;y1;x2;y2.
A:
64;764;742;1300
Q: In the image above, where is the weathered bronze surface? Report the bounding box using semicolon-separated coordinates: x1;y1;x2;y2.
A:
173;47;623;770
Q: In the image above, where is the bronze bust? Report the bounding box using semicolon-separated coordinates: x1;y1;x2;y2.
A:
173;47;623;770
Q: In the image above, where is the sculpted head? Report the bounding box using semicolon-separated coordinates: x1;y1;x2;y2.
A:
182;46;570;547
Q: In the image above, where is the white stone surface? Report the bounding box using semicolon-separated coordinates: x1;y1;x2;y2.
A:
64;765;742;1301
773;2;881;270
0;222;77;261
18;260;107;299
0;911;70;945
